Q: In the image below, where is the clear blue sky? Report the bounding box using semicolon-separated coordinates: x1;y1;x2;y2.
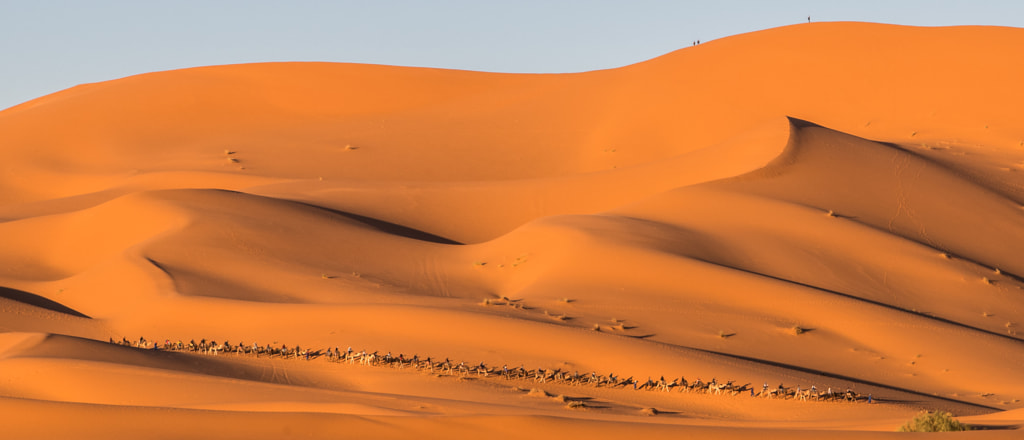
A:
1;0;1021;110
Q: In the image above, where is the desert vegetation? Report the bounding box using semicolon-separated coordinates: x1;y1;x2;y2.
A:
897;411;969;432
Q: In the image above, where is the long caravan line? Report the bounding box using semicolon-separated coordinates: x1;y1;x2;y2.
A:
110;336;868;404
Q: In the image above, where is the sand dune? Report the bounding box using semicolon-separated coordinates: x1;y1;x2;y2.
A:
1;22;1023;438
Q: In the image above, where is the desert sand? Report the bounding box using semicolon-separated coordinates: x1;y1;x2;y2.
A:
1;22;1023;438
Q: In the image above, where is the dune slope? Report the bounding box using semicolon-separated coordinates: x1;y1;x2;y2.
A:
1;22;1023;439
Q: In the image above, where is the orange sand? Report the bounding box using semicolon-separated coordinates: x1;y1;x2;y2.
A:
1;22;1023;438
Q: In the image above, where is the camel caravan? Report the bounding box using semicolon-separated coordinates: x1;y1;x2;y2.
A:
109;336;869;404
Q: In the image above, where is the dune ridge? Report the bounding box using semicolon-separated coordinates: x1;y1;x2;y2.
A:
1;22;1023;438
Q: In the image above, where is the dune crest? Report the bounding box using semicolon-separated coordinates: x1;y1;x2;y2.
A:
1;22;1022;438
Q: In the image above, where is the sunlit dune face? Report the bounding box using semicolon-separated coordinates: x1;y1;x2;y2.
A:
1;22;1023;439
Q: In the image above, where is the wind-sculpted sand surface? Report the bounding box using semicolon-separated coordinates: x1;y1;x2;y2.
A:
1;22;1023;438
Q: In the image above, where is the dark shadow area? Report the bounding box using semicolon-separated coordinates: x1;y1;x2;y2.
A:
0;286;90;318
827;212;859;220
294;201;463;245
682;251;1024;345
67;337;321;388
571;396;596;401
145;257;309;304
642;408;684;416
968;424;1021;431
561;397;608;409
690;345;1002;411
786;116;825;129
145;257;172;277
198;189;462;245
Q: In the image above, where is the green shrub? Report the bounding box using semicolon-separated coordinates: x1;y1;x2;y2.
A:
898;411;969;432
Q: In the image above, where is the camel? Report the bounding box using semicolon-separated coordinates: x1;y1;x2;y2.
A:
432;358;450;374
731;383;750;396
360;351;376;366
502;366;522;379
672;377;688;392
655;377;673;392
796;388;814;401
708;380;729;395
772;384;788;399
206;343;224;355
612;376;631;388
475;362;490;377
638;377;655;391
513;366;528;379
808;386;820;401
809;387;842;402
393;353;409;369
714;380;736;395
844;389;858;402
